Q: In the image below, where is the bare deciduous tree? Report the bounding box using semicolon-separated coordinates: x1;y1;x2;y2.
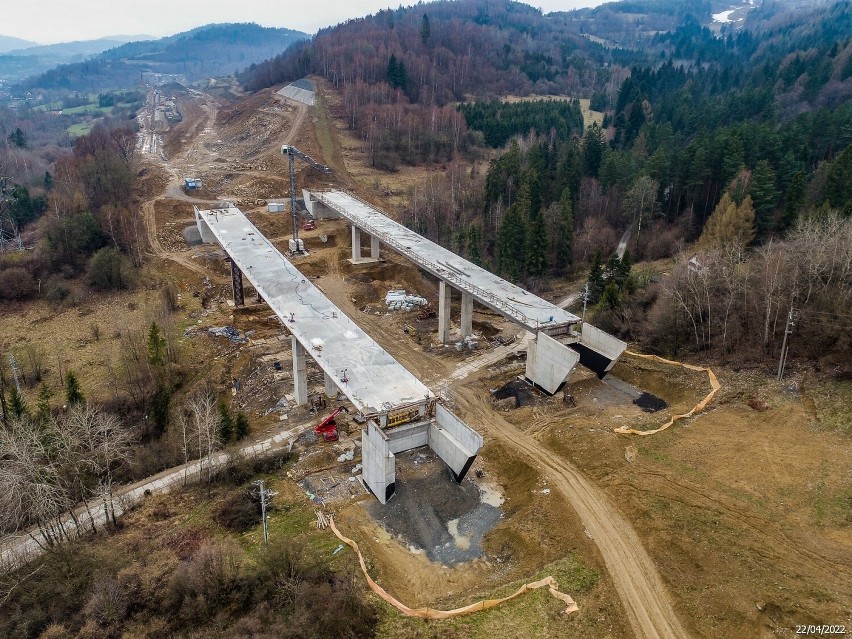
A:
187;387;221;484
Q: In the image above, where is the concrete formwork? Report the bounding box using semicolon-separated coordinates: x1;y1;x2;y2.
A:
431;404;483;481
362;421;396;504
526;332;582;394
572;323;628;379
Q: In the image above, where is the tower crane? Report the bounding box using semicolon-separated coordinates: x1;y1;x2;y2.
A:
281;145;331;254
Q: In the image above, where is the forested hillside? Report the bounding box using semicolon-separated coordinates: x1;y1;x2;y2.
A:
13;24;308;92
239;0;629;168
425;0;851;368
241;0;852;368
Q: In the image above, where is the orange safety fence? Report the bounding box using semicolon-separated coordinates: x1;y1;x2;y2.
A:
613;350;721;437
328;516;579;619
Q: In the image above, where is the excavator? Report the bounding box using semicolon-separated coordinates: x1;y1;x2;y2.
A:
315;406;348;442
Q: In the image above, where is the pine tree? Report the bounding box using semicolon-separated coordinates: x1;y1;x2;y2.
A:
721;136;744;185
148;385;170;436
36;383;52;423
9;386;28;419
497;204;526;281
583;123;606;177
617;250;632;291
526;209;548;276
782;171;806;228
234;411;250;440
605;253;622;288
600;280;622;310
421;14;431;44
8;128;26;149
219;399;234;443
554;187;574;270
65;371;84;406
43;171;53;192
824;143;852;210
466;224;482;266
588;249;605;303
750;160;778;237
146;321;166;368
386;54;408;90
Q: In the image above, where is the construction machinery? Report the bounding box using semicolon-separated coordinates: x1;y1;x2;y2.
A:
315;406;348;442
281;145;331;254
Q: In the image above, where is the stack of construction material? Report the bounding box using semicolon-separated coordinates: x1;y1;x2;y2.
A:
385;290;428;312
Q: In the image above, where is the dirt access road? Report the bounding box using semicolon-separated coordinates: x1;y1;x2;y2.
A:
138;89;308;275
454;384;689;639
146;88;687;637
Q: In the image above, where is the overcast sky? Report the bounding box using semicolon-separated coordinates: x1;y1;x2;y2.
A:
4;0;606;44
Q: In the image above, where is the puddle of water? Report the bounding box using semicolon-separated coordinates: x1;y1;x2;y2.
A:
479;481;505;507
447;518;472;550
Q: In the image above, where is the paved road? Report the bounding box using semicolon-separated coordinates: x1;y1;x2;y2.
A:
617;224;633;259
0;423;313;569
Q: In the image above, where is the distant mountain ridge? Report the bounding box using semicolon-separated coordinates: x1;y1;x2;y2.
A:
6;36;153;58
11;23;309;92
0;35;37;54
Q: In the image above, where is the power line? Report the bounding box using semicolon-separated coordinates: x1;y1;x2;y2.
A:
777;305;795;381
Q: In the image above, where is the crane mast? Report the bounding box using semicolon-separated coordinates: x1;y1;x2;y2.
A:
281;145;331;254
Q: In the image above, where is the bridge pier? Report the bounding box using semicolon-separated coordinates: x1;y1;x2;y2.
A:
292;336;308;406
438;280;452;343
230;260;244;307
324;372;338;398
351;225;361;261
460;291;473;338
370;234;380;259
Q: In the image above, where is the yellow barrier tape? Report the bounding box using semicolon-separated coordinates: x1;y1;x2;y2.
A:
613;350;721;436
328;516;579;619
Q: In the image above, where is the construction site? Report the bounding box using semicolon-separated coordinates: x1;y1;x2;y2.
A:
2;75;849;639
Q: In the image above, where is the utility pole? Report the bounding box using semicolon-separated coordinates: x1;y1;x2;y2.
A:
777;305;795;381
254;480;277;544
581;283;589;324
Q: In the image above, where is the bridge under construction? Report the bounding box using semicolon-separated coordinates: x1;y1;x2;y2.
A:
194;205;482;503
305;190;627;394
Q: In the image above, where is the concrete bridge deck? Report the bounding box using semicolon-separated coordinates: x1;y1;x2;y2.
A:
196;205;431;417
310;190;581;334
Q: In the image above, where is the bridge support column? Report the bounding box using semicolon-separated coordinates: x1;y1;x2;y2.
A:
370;234;380;259
292;336;308;406
438;280;452;343
460;291;473;338
324;372;337;398
230;260;244;307
351;226;361;261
